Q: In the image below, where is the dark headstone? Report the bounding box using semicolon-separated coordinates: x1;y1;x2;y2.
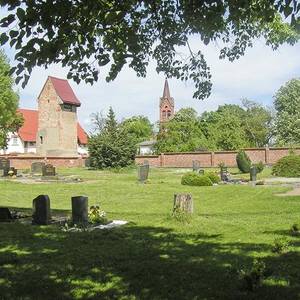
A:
250;166;257;182
71;196;88;224
192;160;201;172
31;162;45;174
0;158;10;170
32;195;51;225
138;164;149;183
220;166;228;181
0;207;13;222
42;164;56;176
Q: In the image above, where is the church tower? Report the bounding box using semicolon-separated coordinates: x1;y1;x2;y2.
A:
159;79;175;123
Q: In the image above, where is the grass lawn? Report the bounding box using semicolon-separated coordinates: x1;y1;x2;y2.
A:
0;167;299;300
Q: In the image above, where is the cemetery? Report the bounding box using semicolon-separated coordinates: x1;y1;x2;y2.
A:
0;163;299;299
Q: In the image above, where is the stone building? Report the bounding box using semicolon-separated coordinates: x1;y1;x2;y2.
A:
0;76;88;156
159;79;175;123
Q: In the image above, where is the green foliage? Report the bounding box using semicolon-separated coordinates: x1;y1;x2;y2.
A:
0;2;299;97
88;107;136;169
205;171;220;184
274;78;300;145
272;155;300;177
252;161;264;173
120;116;153;145
88;205;108;224
239;259;266;291
181;172;213;186
291;223;299;236
272;237;290;253
236;151;252;173
155;108;209;153
0;50;23;148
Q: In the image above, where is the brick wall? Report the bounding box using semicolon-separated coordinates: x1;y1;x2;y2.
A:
0;155;86;169
135;147;300;168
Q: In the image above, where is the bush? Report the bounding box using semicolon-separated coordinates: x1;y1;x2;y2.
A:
272;155;300;177
253;161;264;173
181;172;213;186
206;171;220;184
272;237;290;253
236;150;251;173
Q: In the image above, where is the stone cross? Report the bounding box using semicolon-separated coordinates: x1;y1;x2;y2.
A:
32;195;51;225
71;196;88;224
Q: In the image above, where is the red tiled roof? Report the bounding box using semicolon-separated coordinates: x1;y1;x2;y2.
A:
17;109;88;144
77;123;88;145
49;76;81;107
17;109;38;142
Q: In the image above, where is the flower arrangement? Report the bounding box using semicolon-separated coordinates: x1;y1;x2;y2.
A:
88;205;108;224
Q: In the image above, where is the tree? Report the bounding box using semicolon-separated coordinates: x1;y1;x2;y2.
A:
0;1;299;98
241;99;274;147
274;78;300;145
0;50;23;149
155;108;209;153
88;107;136;169
120;116;153;144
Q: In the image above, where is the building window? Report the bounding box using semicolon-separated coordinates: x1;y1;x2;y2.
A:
63;104;73;111
12;137;18;145
167;111;171;118
40;136;43;144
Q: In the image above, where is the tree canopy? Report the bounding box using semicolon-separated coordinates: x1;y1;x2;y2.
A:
274;78;300;145
0;50;23;149
0;1;299;98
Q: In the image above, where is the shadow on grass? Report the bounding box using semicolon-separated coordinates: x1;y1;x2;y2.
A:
0;221;299;299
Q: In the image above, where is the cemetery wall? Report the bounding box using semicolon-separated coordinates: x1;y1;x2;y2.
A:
135;147;300;168
0;155;86;169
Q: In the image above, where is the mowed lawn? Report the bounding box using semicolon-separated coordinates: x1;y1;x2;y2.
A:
0;167;299;300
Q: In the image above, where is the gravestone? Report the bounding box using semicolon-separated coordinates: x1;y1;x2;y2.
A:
32;195;51;225
42;164;56;176
250;166;257;182
192;160;201;172
220;166;228;181
0;158;10;170
84;158;91;168
138;164;149;183
144;159;149;165
0;207;13;222
173;193;193;214
71;196;88;224
31;162;45;174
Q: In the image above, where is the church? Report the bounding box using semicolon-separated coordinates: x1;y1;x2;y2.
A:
0;76;88;156
138;79;175;155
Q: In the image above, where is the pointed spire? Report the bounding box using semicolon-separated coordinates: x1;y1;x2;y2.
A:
162;78;171;99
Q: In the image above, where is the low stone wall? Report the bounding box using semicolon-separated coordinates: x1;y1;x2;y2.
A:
135;147;300;168
0;155;86;169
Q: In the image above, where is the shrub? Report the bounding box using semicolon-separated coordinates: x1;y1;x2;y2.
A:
253;161;264;173
239;259;266;291
236;150;251;173
88;206;108;224
206;171;220;184
181;172;213;186
272;155;300;177
272;237;290;253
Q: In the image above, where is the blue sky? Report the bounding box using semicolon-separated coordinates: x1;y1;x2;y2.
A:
1;8;300;130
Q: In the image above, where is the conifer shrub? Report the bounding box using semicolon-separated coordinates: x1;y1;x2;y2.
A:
236;150;251;173
272;155;300;177
206;171;220;184
181;172;213;186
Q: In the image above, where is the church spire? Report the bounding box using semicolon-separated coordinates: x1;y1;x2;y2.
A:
162;78;171;99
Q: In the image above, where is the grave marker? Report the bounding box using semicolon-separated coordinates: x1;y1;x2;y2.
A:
32;195;51;225
0;207;13;222
71;196;88;224
138;164;149;183
250;166;257;182
31;162;45;174
173;193;193;214
192;160;201;172
0;158;10;170
42;164;56;176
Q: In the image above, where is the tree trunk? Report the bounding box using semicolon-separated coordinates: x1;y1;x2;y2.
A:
173;193;193;214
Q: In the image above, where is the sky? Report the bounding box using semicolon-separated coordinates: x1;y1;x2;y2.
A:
1;9;300;131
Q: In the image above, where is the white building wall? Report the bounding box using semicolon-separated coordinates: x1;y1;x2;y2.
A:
0;133;24;154
139;145;154;155
78;144;88;155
